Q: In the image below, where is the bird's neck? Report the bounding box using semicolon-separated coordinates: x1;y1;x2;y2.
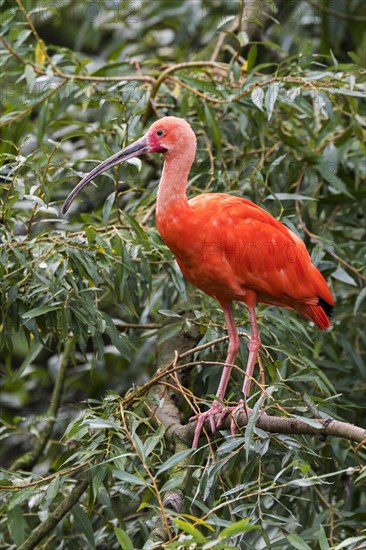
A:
156;147;194;218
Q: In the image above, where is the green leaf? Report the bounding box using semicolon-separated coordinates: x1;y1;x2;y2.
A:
13;341;43;380
251;86;264;111
9;487;35;510
156;448;193;476
291;415;323;429
85;225;97;247
46;476;60;505
354;287;366;314
265;82;280;121
102;191;115;228
287;534;312;550
22;303;62;320
124;212;151;249
318;160;353;198
219;518;259;539
7;505;25;546
246;44;257;72
333;536;366;550
24;64;36;90
161;472;186;492
114;527;134;550
348;51;361;65
113;470;147;486
331;267;357;287
72;503;95;549
318;525;330;550
245;395;266;462
37;101;48;142
266;193;314;201
173;519;206;543
204;103;222;152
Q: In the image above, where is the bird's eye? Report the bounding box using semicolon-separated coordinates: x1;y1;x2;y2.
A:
156;129;164;136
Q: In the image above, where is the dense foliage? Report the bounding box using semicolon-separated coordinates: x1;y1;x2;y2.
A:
1;0;365;548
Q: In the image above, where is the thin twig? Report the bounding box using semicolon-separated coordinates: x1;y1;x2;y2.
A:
306;0;366;22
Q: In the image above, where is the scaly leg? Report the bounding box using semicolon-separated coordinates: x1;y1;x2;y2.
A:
229;302;262;434
242;302;261;397
191;302;240;447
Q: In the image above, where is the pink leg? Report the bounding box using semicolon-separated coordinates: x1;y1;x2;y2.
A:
215;303;240;400
191;302;240;447
229;301;261;434
242;302;261;397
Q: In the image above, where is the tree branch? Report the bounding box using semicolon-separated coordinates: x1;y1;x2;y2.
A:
305;0;366;22
17;477;89;550
175;411;366;446
143;321;200;547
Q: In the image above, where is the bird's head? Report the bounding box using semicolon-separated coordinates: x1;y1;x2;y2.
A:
62;116;196;214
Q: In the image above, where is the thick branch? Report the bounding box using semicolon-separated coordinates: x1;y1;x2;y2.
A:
143;321;199;547
174;412;366;446
17;477;89;550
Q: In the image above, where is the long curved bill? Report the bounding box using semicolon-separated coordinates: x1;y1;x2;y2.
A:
62;135;148;214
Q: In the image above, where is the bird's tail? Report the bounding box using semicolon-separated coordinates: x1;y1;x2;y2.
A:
299;300;333;330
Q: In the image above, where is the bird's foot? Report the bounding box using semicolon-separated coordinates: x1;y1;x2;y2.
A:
228;400;268;436
190;400;267;447
190;401;230;448
227;399;251;436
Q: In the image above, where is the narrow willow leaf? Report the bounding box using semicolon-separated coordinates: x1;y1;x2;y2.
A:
204;103;221;152
46;476;60;505
319;525;330;550
72;503;95;549
247;44;257;72
7;505;25;546
331;266;357;287
266;193;314;201
265;82;280;121
35;39;47;66
24;64;36;90
161;472;186;492
354;287;366;314
156;448;193;476
102;191;115;228
124;212;151;249
333;536;366;550
114;527;134;550
251;86;264;111
13;341;43;380
219;518;259;539
287;534;312;550
113;470;147;486
22;303;62;320
291;415;323;429
173;519;206;543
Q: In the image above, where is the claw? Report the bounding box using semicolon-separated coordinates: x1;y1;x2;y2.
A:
190;398;268;447
190;401;229;448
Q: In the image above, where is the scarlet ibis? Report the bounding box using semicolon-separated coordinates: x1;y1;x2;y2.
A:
62;116;334;447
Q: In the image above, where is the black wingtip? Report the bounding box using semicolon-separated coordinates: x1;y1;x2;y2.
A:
318;297;334;317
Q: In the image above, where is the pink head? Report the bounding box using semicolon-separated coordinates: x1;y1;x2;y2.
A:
62;116;196;214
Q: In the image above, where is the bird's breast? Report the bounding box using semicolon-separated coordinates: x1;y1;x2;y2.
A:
156;211;248;301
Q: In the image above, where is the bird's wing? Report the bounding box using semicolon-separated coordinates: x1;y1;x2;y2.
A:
188;193;333;307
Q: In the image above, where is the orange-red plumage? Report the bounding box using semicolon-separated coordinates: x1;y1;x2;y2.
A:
157;192;333;330
63;116;334;447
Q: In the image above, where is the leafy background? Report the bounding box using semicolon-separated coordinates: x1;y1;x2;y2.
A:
0;0;365;548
